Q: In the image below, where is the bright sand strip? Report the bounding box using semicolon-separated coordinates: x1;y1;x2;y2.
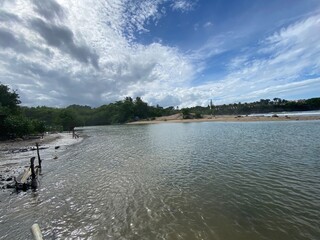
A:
127;114;320;125
0;132;82;152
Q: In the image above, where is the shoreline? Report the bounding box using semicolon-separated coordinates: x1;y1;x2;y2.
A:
0;132;83;190
0;134;61;152
127;114;320;125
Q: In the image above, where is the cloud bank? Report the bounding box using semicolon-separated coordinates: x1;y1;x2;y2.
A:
0;0;319;107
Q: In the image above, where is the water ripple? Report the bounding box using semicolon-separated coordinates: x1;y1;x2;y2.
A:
1;122;320;239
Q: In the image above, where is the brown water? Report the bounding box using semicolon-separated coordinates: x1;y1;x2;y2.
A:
0;121;319;239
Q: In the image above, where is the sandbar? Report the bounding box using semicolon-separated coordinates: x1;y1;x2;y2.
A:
127;114;320;125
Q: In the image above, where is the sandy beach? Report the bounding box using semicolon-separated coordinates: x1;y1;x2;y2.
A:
127;113;320;124
0;132;83;190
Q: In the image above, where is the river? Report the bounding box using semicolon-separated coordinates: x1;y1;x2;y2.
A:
0;121;319;239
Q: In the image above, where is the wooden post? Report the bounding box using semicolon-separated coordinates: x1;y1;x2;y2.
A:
30;157;38;189
30;157;36;179
31;224;43;240
36;143;42;169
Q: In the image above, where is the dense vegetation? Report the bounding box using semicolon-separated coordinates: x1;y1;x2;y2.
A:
189;97;320;116
0;84;46;139
21;97;177;129
1;83;320;139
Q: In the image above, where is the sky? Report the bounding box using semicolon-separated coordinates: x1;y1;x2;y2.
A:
0;0;320;108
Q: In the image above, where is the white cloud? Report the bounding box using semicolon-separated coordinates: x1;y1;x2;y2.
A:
191;14;320;105
142;13;320;107
0;0;195;107
171;0;195;12
203;21;213;28
0;0;319;109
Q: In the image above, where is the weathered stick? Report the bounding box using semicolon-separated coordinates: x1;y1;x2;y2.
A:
30;157;39;189
30;157;36;179
36;143;42;169
31;224;43;240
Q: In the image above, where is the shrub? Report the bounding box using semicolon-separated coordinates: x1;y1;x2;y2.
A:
3;115;33;138
32;119;46;134
195;113;202;119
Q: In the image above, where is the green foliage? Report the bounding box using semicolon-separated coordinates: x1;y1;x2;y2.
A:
194;113;202;119
1;115;47;138
59;109;81;131
32;119;46;133
181;108;190;119
118;98;135;123
185;98;320;116
134;97;149;119
0;83;21;114
305;98;320;108
16;97;180;128
82;97;176;125
3;115;33;138
0;84;48;139
17;96;320;131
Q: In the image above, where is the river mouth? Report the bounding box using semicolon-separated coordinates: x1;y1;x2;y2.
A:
1;121;319;240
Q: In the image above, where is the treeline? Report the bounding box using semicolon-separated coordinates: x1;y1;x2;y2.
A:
1;83;320;139
190;98;320;116
17;97;320;129
0;84;46;139
1;84;177;138
21;97;178;129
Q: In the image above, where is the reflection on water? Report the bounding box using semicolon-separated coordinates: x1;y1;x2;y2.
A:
1;121;320;239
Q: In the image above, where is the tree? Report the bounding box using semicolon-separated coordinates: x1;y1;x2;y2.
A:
0;83;21;114
210;99;215;116
3;115;33;138
134;97;149;119
116;98;134;123
273;98;281;104
32;120;46;134
181;108;190;119
59;109;80;131
306;98;320;109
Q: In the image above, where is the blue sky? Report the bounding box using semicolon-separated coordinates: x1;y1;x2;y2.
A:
0;0;320;107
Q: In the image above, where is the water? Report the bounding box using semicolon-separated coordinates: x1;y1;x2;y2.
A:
0;121;320;240
249;109;320;117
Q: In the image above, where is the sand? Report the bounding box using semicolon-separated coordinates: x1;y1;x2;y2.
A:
127;113;320;125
